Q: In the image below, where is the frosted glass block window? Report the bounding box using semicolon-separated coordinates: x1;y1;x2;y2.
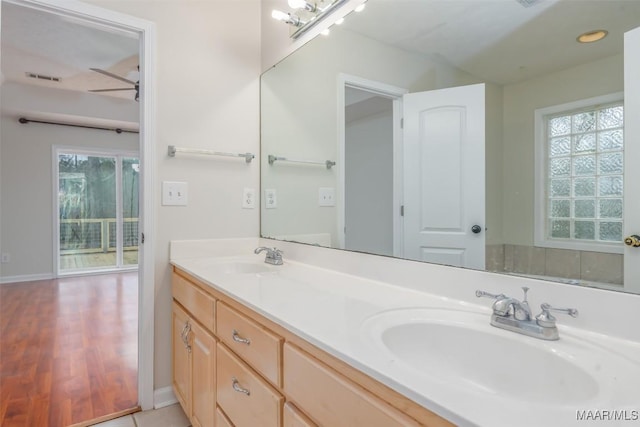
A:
545;102;623;244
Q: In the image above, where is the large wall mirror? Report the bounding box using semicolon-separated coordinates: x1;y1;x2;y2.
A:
261;0;640;294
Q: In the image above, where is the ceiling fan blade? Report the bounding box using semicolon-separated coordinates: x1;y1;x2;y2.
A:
90;68;136;85
89;88;136;92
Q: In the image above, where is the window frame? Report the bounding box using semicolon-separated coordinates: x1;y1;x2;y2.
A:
534;92;624;254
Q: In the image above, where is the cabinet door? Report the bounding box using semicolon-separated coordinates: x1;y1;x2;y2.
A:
172;302;191;416
190;320;216;427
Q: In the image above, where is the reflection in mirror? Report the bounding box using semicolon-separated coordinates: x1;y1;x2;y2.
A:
261;0;640;293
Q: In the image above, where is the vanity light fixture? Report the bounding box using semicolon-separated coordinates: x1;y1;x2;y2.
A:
288;0;317;13
272;0;347;39
272;9;305;27
577;29;608;43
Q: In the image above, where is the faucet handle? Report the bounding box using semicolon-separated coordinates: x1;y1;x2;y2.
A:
476;290;507;300
536;303;578;328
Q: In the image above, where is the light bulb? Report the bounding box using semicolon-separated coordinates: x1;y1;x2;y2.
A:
355;3;366;12
321;28;330;36
272;10;289;21
288;0;307;9
335;17;345;25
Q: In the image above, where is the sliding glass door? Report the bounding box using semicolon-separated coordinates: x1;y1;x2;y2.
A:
57;150;139;273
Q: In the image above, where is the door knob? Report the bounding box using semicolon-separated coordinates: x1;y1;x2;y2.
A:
624;235;640;247
471;225;482;234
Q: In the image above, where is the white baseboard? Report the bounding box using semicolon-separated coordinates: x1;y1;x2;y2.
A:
154;386;177;409
0;273;54;284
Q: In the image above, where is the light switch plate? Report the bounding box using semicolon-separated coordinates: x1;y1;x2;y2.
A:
318;187;335;207
265;189;277;209
242;188;256;209
162;181;188;206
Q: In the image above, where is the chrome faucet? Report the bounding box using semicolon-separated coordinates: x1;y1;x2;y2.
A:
476;287;578;340
491;287;532;320
254;246;283;265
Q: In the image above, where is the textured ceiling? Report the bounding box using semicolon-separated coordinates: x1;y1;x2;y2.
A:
1;2;139;99
343;0;640;85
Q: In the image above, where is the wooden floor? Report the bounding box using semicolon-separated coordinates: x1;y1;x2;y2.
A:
0;273;138;427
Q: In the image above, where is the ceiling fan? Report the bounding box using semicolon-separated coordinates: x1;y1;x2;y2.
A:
89;67;139;101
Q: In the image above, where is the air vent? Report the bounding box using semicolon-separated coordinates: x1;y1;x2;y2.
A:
515;0;541;7
25;72;61;82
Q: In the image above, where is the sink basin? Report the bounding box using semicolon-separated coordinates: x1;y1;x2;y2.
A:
362;308;600;404
210;261;274;275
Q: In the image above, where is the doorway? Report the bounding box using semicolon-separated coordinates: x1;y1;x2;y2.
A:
338;74;406;257
56;149;140;274
344;87;395;256
0;0;156;414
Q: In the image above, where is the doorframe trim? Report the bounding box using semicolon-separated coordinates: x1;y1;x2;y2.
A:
337;74;407;255
2;0;157;410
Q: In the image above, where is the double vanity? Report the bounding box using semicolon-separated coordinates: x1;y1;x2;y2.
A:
170;238;640;427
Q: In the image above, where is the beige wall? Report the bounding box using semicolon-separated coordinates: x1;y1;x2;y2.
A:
80;0;261;391
502;54;624;246
0;83;139;279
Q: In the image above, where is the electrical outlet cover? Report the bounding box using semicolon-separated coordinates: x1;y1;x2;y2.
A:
318;187;335;207
265;189;277;209
242;188;256;209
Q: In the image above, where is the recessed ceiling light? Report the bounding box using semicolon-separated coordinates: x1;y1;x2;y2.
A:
577;30;608;43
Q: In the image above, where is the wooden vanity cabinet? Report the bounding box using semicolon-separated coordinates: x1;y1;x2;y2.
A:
215;407;234;427
172;302;191;415
216;342;283;427
284;343;420;427
172;267;454;427
284;402;317;427
172;275;216;427
190;320;216;427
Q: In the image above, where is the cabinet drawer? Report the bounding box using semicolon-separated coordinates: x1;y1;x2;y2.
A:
284;402;317;427
215;406;234;427
172;272;215;333
284;343;421;427
216;343;283;427
216;302;282;386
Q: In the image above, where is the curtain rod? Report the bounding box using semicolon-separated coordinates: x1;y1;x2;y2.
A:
18;117;139;134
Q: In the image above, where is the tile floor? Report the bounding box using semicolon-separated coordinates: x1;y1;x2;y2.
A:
91;404;190;427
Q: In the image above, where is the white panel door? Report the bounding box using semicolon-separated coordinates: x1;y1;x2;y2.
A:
624;26;640;293
403;83;485;269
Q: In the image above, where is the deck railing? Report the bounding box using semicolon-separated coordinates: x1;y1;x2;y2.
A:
60;218;138;254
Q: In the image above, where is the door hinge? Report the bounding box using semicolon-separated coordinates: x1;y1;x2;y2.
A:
400;118;404;129
141;232;145;244
400;205;405;216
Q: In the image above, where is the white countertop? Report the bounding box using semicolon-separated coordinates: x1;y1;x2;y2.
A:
171;247;640;427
